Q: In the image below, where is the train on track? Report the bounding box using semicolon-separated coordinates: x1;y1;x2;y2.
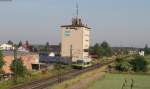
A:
72;58;92;69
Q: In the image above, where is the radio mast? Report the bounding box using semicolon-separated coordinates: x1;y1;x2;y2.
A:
76;0;79;19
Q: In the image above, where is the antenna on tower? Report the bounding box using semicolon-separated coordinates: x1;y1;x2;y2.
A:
76;0;79;19
72;0;82;25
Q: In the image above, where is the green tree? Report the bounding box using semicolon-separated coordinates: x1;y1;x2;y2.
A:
7;40;13;45
90;41;113;58
45;42;50;53
18;41;23;47
144;44;150;54
11;46;28;83
0;50;5;73
11;58;27;77
129;56;149;72
100;41;113;56
90;43;102;58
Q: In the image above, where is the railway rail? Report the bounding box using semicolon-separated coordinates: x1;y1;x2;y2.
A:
8;60;114;89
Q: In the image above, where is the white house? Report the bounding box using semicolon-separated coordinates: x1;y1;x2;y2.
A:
18;46;29;52
0;43;14;51
139;51;144;56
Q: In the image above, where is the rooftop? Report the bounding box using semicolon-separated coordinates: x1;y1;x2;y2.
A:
2;51;37;56
61;18;91;29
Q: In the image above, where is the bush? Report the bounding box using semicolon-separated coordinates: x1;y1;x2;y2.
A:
115;58;131;72
129;56;149;72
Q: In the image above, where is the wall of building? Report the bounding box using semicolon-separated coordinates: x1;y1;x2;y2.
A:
2;53;39;73
83;28;90;59
61;27;82;58
61;26;90;61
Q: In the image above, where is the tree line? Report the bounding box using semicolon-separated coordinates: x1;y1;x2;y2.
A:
90;41;113;58
143;44;150;55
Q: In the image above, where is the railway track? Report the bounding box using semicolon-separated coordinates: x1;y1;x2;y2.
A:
8;60;114;89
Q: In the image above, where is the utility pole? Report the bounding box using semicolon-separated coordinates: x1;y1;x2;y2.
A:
70;45;73;64
70;45;73;59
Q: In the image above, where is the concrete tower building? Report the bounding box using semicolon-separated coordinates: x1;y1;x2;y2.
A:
61;17;91;62
61;1;91;63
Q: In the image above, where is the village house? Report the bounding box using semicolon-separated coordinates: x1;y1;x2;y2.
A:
18;46;29;52
139;50;145;56
2;51;39;73
0;43;14;51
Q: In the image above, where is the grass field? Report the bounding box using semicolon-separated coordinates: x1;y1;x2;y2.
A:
87;73;150;89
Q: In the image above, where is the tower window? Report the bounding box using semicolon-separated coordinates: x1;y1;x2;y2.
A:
84;49;89;52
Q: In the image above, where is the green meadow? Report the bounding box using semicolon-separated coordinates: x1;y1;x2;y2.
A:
87;73;150;89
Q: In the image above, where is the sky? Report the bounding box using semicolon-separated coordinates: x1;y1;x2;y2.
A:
0;0;150;47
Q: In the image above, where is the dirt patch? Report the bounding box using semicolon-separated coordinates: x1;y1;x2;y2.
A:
67;67;107;89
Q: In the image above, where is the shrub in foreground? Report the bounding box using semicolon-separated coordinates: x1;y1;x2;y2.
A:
115;58;131;72
129;56;149;72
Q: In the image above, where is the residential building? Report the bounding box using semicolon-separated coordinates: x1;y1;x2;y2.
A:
0;43;14;51
18;46;29;52
2;51;39;73
139;51;144;56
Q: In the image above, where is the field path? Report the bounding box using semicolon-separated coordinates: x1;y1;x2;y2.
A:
67;66;107;89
